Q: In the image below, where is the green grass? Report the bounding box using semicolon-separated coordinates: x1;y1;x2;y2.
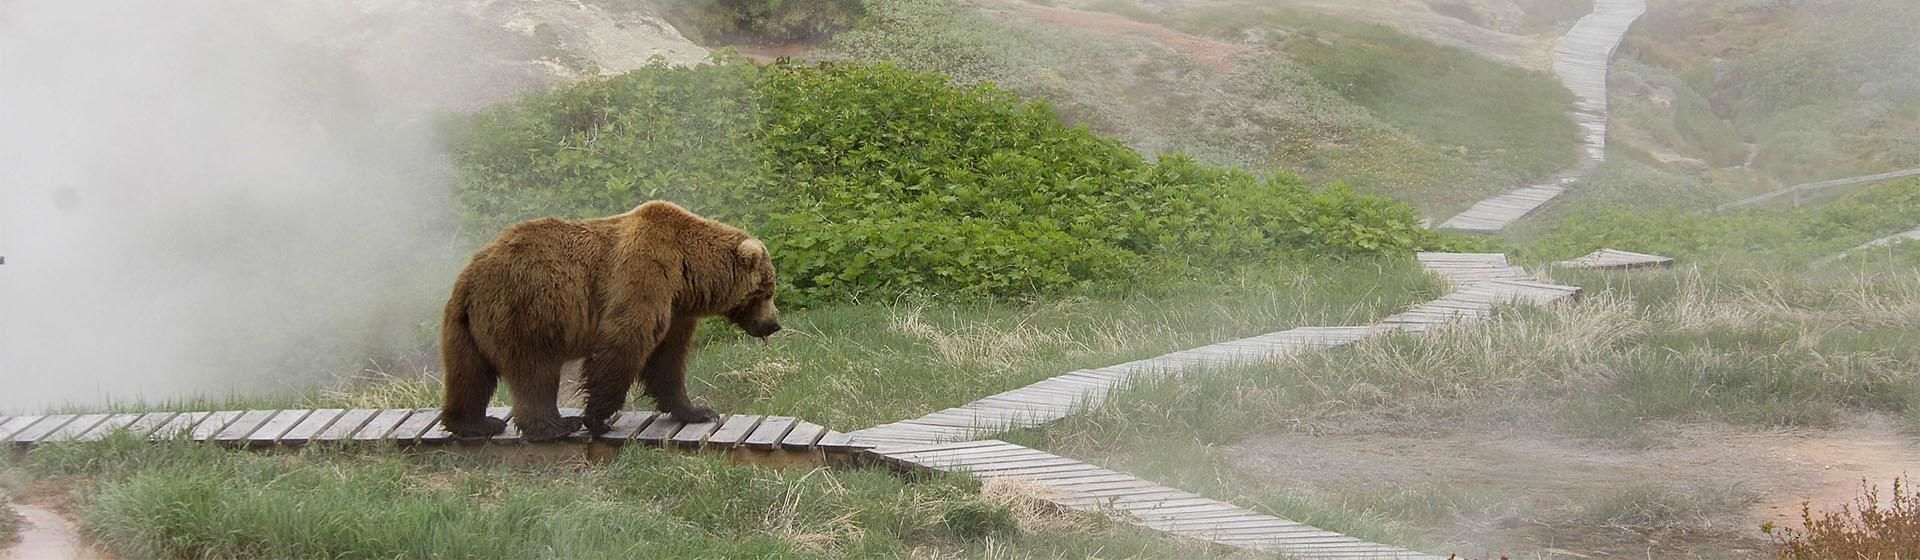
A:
1616;0;1920;185
13;436;1241;559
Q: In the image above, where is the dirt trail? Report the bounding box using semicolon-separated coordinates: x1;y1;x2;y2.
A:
1225;420;1918;558
1;504;113;560
1763;422;1920;528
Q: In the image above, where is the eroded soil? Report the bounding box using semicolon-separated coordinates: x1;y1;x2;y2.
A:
1225;416;1918;559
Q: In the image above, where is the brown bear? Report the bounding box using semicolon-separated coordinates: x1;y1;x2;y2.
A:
439;200;780;441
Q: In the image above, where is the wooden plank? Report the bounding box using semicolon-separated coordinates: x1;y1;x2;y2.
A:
351;409;415;441
148;411;213;440
813;431;868;452
212;410;280;445
386;408;443;443
0;416;43;441
634;415;686;446
967;462;1104;477
277;409;345;445
107;412;181;441
245;409;314;446
669;416;725;448
866;439;1012;456
313;409;378;442
187;410;247;442
73;413;146;442
741;416;796;450
9;415;76;445
705;414;762;448
778;421;827;451
905;447;1054;464
595;411;656;444
40;413;111;443
885;443;1032;461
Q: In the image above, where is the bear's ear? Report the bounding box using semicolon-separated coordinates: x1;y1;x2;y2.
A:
735;238;767;263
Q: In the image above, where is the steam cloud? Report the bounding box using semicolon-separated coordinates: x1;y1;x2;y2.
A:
0;2;475;412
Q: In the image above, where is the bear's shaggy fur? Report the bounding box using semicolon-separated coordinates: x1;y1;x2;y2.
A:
439;201;780;441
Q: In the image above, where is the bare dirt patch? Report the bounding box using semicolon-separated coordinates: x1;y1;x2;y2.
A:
3;478;114;560
1224;418;1919;559
987;0;1248;72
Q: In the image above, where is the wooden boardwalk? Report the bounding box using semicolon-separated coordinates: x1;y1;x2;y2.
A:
1437;0;1645;232
0;407;871;466
871;440;1443;559
852;253;1580;447
1835;228;1920;260
1716;167;1920;211
1555;248;1674;270
852;252;1580;558
847;327;1378;447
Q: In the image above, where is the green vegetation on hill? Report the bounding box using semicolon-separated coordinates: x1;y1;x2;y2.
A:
451;55;1458;306
1213;7;1580;180
822;0;1579;218
1615;0;1919;187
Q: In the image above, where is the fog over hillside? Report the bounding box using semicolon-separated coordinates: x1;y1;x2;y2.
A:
0;1;702;413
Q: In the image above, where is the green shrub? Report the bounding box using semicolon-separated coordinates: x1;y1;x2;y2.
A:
450;56;1454;306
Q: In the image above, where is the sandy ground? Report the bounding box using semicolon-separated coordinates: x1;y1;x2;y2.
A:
3;478;114;560
1224;416;1919;559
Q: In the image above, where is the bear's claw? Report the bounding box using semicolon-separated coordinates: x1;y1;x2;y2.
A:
446;415;509;439
517;416;585;442
666;406;719;424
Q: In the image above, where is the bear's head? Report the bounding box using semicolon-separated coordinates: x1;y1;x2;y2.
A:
724;238;781;339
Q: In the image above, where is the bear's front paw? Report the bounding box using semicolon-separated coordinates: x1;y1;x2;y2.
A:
446;415;508;439
583;415;614;436
518;416;585;442
667;405;719;424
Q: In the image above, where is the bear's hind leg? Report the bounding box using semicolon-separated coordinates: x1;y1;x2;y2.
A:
503;356;582;442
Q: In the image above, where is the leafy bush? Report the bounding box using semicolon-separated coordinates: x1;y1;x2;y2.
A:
450;56;1456;306
1768;477;1920;560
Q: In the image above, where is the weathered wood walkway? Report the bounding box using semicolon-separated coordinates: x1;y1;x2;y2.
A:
1437;0;1646;232
1835;228;1920;260
851;252;1580;558
1554;248;1675;270
874;440;1442;559
0;407;871;466
1716;167;1920;211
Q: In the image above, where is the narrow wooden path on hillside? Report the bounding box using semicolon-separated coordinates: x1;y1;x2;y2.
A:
852;252;1579;558
874;440;1440;559
1438;0;1646;232
1;407;871;466
1716;167;1920;211
1554;248;1675;270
